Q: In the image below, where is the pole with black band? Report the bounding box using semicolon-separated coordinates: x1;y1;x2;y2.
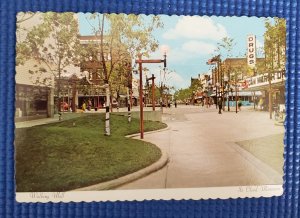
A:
104;80;110;136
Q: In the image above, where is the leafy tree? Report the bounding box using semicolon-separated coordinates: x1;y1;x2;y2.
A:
190;78;202;93
174;88;193;103
84;13;163;95
263;18;286;119
173;77;203;104
83;13;163;135
264;18;286;71
16;12;80;113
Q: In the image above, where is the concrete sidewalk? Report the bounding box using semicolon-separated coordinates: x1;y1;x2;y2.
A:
15;113;89;128
117;105;284;189
15;106;154;128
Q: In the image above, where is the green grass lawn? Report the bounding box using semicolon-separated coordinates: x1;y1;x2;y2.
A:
15;114;167;192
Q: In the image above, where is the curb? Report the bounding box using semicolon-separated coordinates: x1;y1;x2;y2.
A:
126;125;171;138
227;142;283;184
71;150;169;191
71;125;170;191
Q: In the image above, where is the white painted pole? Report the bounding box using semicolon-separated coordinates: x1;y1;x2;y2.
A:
127;87;131;123
105;84;110;136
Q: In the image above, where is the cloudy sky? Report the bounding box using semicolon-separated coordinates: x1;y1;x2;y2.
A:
79;14;268;90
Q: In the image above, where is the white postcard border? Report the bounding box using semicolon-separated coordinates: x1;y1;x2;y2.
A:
16;185;283;203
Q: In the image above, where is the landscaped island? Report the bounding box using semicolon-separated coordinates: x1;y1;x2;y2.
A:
15;114;167;192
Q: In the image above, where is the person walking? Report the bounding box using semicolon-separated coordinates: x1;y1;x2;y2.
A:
174;100;177;108
82;101;86;111
238;99;242;111
218;97;222;114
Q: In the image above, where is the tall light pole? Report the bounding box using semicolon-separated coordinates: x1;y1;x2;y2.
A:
268;70;273;119
207;55;221;109
125;61;132;123
215;82;220;108
224;75;230;111
219;61;225;111
235;70;238;113
135;53;167;139
147;74;156;111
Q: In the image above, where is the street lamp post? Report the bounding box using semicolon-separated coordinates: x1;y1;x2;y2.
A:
147;74;156;111
126;62;132;123
135;53;167;139
235;71;238;113
234;71;243;113
220;62;225;111
207;55;221;109
214;83;218;109
268;70;273;119
215;82;220;109
224;76;230;111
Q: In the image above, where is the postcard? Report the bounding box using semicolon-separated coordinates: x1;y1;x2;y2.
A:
15;12;285;202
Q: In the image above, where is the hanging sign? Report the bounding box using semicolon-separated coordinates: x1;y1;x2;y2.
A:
247;34;257;68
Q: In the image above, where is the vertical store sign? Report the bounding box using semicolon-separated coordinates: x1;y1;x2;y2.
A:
247;34;257;68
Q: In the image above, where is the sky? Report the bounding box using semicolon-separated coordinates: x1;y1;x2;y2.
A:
79;13;270;90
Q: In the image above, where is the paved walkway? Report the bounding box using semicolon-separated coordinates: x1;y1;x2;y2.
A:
117;105;284;189
15;106;152;128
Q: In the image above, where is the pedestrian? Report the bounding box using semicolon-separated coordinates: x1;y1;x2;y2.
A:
208;98;212;107
259;98;264;110
238;99;242;111
82;101;86;111
88;99;92;111
174;100;177;108
218;98;222;114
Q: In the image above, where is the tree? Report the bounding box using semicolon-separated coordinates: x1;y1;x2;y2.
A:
17;12;80;114
174;88;193;103
216;37;236;59
110;61;130;104
83;13;163;135
264;18;286;71
263;18;286;119
216;37;237;77
190;78;202;93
